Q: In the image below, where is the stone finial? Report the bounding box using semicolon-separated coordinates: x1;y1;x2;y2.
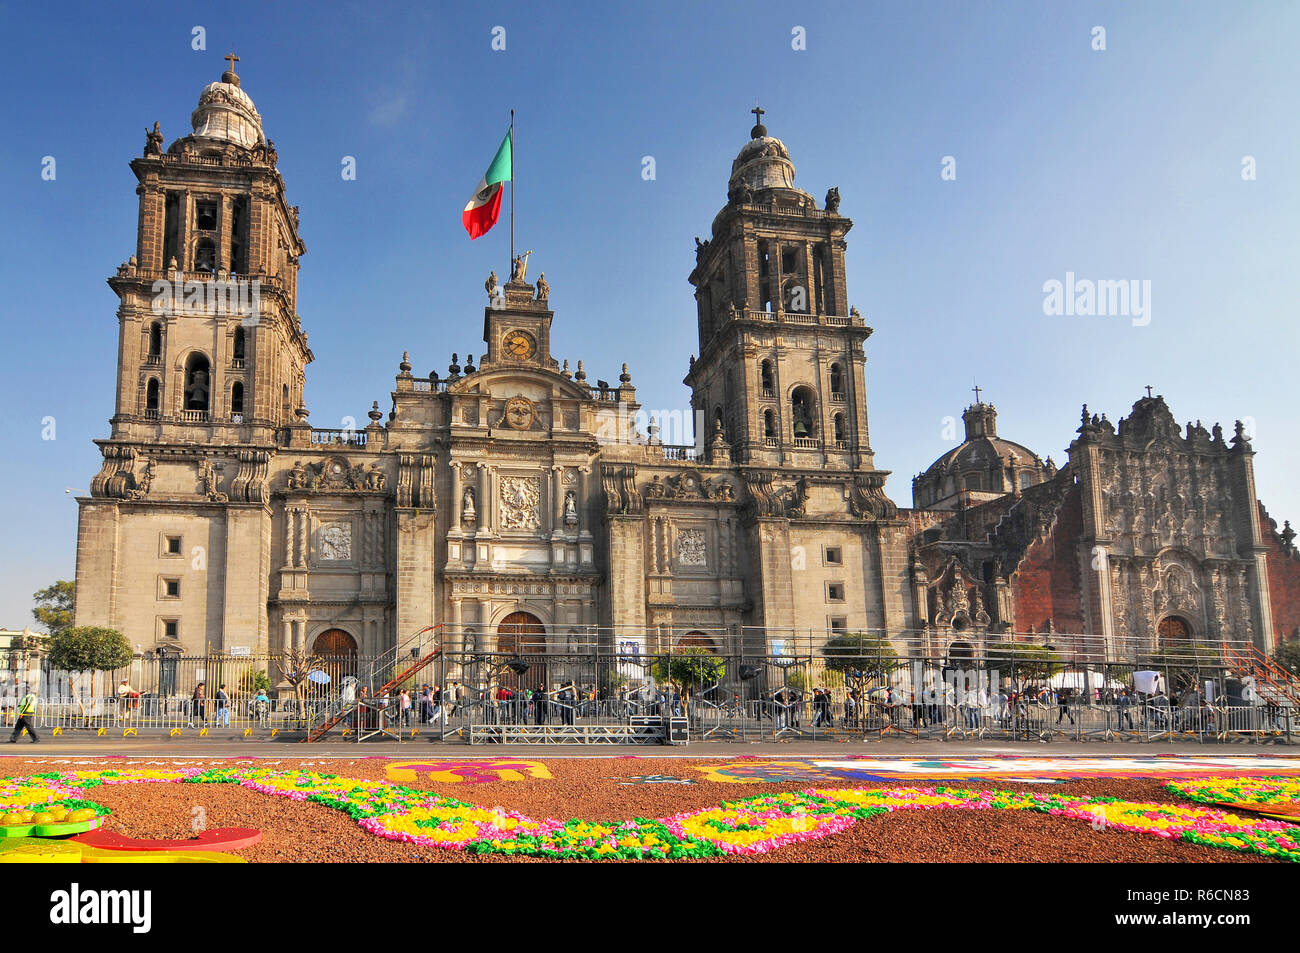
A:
368;401;383;422
399;351;412;375
1282;520;1296;553
560;359;571;379
619;363;631;384
464;354;476;373
448;353;461;376
574;360;586;382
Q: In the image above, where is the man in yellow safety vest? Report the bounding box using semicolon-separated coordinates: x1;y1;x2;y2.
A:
8;690;40;743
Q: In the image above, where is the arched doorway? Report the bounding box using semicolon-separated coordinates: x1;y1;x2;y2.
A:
496;612;547;691
1157;616;1193;645
676;632;717;653
312;628;358;690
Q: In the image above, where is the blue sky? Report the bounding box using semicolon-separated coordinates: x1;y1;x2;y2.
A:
1;0;1297;628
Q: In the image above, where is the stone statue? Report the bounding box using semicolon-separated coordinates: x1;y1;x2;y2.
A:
733;180;754;204
462;486;477;523
485;271;499;298
535;272;549;300
145;122;164;156
511;249;533;281
824;187;841;213
287;460;307;489
199;458;227;502
563;490;579;526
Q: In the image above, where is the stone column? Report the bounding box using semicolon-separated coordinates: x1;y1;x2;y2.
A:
449;460;462;533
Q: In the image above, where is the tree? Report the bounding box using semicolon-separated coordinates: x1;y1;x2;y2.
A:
274;647;327;718
238;669;273;694
32;580;75;637
984;642;1064;689
45;626;133;697
822;633;899;691
651;648;726;692
1272;639;1300;680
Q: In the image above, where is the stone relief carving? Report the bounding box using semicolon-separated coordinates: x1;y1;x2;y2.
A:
500;476;541;530
675;528;707;568
318;522;352;561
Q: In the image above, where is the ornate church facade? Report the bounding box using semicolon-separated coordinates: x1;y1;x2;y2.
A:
72;66;1300;673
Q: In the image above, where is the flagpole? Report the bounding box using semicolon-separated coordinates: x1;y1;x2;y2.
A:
510;109;515;272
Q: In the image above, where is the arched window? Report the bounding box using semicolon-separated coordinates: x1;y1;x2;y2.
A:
231;381;244;417
760;360;774;395
833;413;845;444
829;362;844;396
145;378;160;416
282;383;290;412
790;386;817;439
184;354;211;413
148;322;162;361
194;238;217;273
233;327;246;363
763;409;776;439
783;279;804;313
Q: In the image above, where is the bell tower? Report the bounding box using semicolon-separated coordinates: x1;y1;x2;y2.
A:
106;57;311;447
684;109;875;469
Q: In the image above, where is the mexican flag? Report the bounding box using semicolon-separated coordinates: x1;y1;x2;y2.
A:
462;128;512;239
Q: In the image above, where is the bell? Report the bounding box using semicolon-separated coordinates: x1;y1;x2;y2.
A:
794;419;809;437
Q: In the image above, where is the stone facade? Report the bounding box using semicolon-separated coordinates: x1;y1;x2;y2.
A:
73;71;1298;677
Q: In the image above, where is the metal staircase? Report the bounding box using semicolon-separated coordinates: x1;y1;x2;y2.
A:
1222;641;1300;708
302;624;444;743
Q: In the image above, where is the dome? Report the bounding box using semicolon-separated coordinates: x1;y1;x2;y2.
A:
913;401;1052;509
190;72;264;150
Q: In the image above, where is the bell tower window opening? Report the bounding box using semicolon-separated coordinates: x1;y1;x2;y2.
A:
833;412;845;446
194;237;217;274
763;409;776;440
145;378;160;417
791;386;817;439
148;322;163;363
195;200;218;232
230;196;249;274
233;327;246;367
829;362;844;398
162;192;183;269
760;359;774;397
183;354;211;414
231;381;244;418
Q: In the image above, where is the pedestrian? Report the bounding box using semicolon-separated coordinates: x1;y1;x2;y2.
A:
117;678;135;721
253;687;270;727
535;684;548;725
1056;688;1075;725
8;688;40;743
399;688;412;726
910;689;925;728
1116;688;1134;730
189;682;206;727
215;684;230;727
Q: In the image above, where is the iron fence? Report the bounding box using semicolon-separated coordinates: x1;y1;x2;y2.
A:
1;630;1293;745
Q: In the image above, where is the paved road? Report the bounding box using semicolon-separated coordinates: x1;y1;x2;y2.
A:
3;737;1298;759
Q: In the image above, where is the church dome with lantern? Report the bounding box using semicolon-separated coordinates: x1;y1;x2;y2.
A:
912;397;1056;510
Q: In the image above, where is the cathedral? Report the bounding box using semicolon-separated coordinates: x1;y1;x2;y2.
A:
72;64;1300;675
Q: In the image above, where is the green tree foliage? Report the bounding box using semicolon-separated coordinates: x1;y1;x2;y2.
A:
984;642;1064;683
651;648;726;689
46;627;133;676
821;634;899;684
1271;639;1300;679
32;580;75;637
238;669;273;694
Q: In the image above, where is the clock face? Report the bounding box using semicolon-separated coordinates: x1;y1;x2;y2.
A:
504;330;536;360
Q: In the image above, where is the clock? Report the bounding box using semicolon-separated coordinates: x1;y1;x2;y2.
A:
503;329;536;360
